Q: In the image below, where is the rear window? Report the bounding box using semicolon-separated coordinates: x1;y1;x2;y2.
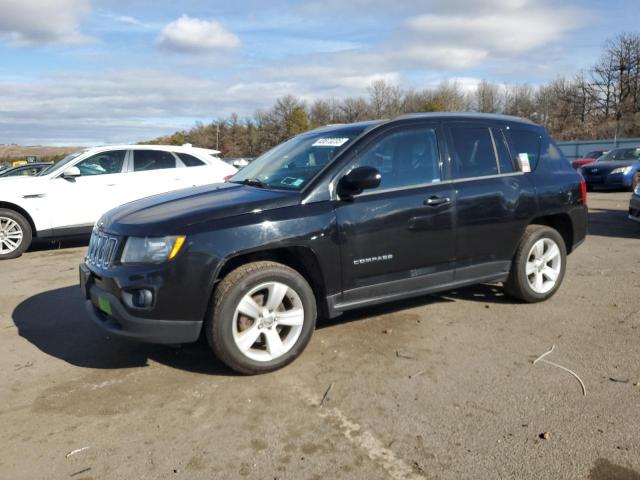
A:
176;152;205;167
509;128;541;171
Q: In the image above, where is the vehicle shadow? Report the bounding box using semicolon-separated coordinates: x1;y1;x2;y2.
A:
14;283;512;373
12;285;234;376
28;236;90;253
588;207;639;239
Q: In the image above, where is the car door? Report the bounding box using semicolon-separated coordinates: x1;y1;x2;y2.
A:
445;121;537;281
121;149;183;202
333;123;456;308
48;150;128;230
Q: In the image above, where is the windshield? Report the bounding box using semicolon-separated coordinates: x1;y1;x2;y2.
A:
38;150;86;176
598;148;640;162
230;126;368;190
0;165;42;177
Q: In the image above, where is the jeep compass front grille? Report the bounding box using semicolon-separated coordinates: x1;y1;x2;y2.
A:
87;230;119;269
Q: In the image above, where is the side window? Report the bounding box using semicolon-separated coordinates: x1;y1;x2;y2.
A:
448;125;498;179
176;152;205;167
351;127;441;190
493;128;515;174
133;150;177;172
75;150;126;176
509;128;541;171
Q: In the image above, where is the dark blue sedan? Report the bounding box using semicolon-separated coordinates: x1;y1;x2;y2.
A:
579;147;640;191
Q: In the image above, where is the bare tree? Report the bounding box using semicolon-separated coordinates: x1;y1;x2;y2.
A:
368;79;403;118
475;80;502;113
338;97;370;123
309;98;338;127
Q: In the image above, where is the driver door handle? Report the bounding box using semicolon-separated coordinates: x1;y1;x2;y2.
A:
424;196;451;207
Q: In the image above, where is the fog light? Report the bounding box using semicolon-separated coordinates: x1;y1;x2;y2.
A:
122;289;154;309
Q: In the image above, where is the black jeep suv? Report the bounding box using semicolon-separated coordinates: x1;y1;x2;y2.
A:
80;113;588;374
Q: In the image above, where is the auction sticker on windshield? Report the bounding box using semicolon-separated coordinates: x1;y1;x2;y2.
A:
312;138;349;147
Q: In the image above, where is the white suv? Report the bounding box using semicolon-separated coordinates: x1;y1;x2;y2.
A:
0;144;236;259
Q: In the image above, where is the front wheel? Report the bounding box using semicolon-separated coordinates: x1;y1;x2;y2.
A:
504;225;567;303
205;261;317;374
0;209;32;260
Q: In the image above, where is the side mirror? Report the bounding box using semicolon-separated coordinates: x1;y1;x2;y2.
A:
337;166;381;198
61;166;81;179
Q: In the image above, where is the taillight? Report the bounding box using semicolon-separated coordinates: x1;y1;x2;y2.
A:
223;175;233;182
579;175;587;205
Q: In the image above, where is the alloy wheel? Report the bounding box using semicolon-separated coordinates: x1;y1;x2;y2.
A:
231;281;305;362
526;238;562;294
0;217;24;255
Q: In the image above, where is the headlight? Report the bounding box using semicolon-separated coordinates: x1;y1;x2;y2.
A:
121;236;186;264
611;166;632;174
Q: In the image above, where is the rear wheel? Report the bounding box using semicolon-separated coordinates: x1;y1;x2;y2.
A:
0;209;32;260
504;225;567;303
205;261;317;374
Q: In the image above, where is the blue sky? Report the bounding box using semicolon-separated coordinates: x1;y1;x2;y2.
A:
0;0;638;145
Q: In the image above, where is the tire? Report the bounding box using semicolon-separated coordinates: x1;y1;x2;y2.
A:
205;261;317;374
503;225;567;303
0;209;32;260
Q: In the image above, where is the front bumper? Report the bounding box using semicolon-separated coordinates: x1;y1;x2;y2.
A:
629;194;640;223
582;172;631;189
80;263;202;344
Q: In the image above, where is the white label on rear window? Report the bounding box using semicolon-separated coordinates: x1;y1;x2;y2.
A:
518;153;531;173
312;138;349;147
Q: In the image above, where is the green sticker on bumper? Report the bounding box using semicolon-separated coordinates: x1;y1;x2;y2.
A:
97;296;112;316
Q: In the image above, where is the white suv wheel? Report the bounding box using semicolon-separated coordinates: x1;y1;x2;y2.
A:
0;216;24;255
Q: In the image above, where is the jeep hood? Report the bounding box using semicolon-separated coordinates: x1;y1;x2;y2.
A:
101;182;301;236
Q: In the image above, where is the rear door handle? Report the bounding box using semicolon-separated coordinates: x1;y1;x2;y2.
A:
424;196;451;207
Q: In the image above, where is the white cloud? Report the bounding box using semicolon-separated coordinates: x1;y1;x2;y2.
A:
399;0;585;69
0;0;91;47
113;15;144;27
0;70;312;144
157;15;240;53
294;0;585;70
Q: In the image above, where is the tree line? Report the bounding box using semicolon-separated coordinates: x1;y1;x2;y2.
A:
146;32;640;157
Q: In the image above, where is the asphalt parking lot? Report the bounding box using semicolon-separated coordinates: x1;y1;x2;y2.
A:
1;191;639;480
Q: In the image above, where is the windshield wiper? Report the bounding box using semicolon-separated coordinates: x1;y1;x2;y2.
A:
235;178;267;188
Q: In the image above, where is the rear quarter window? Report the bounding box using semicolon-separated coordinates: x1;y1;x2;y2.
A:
540;135;569;171
176;152;205;167
508;128;541;171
